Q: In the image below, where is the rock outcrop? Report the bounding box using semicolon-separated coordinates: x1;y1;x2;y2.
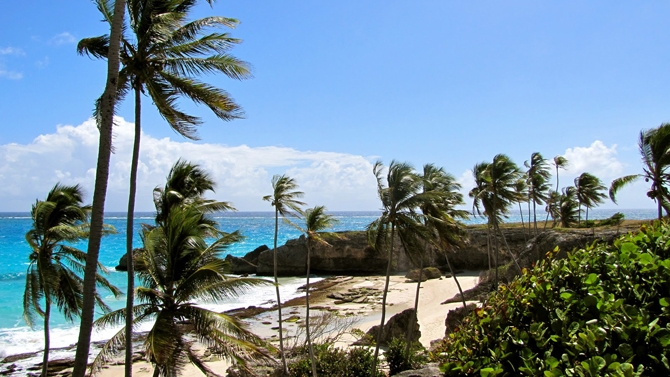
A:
444;303;477;336
224;245;268;275
405;267;442;282
357;308;420;346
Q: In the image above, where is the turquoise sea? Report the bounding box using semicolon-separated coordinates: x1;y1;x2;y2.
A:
0;209;656;360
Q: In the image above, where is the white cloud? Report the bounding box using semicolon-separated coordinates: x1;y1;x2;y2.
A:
0;69;22;80
563;140;623;179
0;118;379;212
0;47;25;56
50;32;75;46
35;56;49;69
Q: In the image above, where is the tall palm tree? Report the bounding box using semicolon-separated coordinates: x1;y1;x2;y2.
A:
524;152;551;235
574;172;607;225
73;1;127;374
558;186;580;228
367;161;429;375
408;164;468;359
544;156;568;229
24;184;121;377
513;178;529;240
470;162;495;273
610;123;670;220
79;2;250;372
91;204;272;376
296;206;338;377
470;155;522;287
262;175;305;374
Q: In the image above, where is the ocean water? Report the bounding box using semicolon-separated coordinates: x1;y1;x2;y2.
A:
0;209;656;360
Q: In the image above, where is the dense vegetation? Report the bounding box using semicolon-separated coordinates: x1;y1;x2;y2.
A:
434;221;670;376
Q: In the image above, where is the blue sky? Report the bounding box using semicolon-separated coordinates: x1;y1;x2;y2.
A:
0;1;667;212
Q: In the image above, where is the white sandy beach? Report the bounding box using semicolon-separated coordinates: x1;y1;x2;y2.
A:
93;272;481;377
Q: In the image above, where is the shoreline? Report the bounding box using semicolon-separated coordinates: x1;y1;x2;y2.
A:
0;271;482;376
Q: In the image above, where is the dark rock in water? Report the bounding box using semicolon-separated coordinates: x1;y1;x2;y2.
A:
28;358;75;374
1;352;38;363
225;244;268;274
444;303;477;336
356;308;420;346
393;363;443;377
115;248;145;271
405;267;442;282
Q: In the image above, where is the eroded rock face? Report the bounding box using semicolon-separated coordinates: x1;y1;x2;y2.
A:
225;244;268;275
357;308;420;346
405;267;442;282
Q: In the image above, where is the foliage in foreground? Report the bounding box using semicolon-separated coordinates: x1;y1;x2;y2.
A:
434;222;670;376
385;337;428;375
288;343;384;377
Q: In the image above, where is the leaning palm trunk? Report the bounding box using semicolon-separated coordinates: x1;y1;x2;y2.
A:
405;253;424;362
518;202;527;243
486;224;492;272
273;209;287;374
492;220;500;289
42;295;51;377
371;223;395;376
305;238;317;377
72;1;126;375
494;222;522;273
124;86;142;377
443;249;466;309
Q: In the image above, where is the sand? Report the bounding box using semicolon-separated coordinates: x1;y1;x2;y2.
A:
93;271;482;376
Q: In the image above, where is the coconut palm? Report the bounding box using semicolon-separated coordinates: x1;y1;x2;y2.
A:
524;152;551;235
407;164;468;360
296;206;338;377
469;155;523;287
79;1;250;372
574;172;607;225
470;162;495;273
91;203;272;376
73;1;127;374
367;161;430;375
24;183;121;377
544;156;568;229
558;186;580;228
262;174;305;374
610;124;670;220
513;178;529;240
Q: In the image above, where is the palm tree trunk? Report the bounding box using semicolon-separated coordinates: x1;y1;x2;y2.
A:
42;298;51;377
493;220;500;289
405;255;423;363
527;196;532;238
659;196;663;221
495;222;522;273
305;237;317;377
124;86;142;377
273;208;287;375
72;1;126;375
444;249;466;309
486;224;492;272
371;223;394;376
533;200;538;236
518;203;527;243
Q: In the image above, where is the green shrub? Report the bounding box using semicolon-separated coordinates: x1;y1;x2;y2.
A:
600;212;625;226
385;337;427;375
288;343;383;377
433;222;670;376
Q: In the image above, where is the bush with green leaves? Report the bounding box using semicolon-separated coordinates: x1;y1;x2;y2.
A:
385;337;428;375
434;222;670;376
288;343;383;377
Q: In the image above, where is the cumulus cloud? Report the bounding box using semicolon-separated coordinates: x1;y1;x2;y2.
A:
0;118;379;212
562;140;623;179
49;32;75;45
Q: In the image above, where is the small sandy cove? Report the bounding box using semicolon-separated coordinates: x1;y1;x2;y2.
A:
97;272;480;376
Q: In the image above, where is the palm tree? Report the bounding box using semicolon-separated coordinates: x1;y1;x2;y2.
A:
574;172;607;225
470;162;494;274
367;161;429;375
558;186;580;228
73;1;127;374
610;124;670;220
513;178;529;240
470;155;523;287
408;164;468;360
262;175;305;374
544;155;568;229
24;183;121;377
91;204;272;376
79;2;250;372
297;206;338;377
524;152;551;235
